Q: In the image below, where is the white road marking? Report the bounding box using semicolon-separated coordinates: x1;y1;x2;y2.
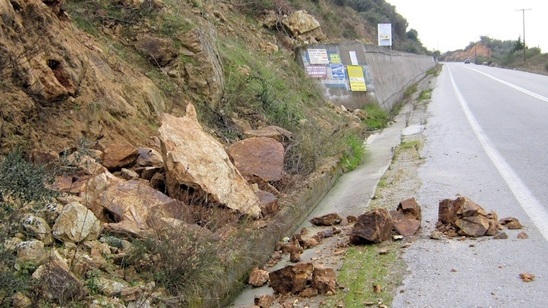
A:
448;66;548;241
465;66;548;102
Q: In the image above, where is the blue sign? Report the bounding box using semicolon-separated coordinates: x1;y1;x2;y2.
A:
330;64;345;80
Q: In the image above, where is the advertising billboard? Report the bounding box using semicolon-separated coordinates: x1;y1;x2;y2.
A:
378;23;392;47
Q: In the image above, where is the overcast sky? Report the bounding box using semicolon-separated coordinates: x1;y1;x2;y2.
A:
385;0;548;53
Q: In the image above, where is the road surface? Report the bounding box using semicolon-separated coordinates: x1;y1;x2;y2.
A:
393;63;548;307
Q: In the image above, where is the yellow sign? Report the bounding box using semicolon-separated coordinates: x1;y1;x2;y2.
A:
347;66;367;92
330;53;341;64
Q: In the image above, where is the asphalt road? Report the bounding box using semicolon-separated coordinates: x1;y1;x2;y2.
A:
393;63;548;307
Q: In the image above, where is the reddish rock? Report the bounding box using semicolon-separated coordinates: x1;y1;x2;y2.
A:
499;217;523;230
312;266;337;294
519;273;535;282
310;213;342;226
455;216;490;237
350;208;393;244
269;263;314;295
99;141;139;171
255;190;279;216
438;198;460;224
254;295;275;307
393;219;421;237
391;198;422;236
347;215;357;223
136;147;164;167
140;166;164;181
248;268;270;287
228;137;285;182
289;250;302;262
455;197;487;217
493;232;508;239
517;231;529;239
299;287;318;298
244;126;293;142
398;197;422;220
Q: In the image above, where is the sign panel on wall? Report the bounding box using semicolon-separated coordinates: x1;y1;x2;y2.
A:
349;51;358;65
330;64;345;80
306;66;328;78
329;53;341;64
347;65;367;92
307;49;329;64
378;23;392;47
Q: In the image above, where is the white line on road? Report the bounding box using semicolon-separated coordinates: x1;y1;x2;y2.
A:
466;66;548;103
448;67;548;241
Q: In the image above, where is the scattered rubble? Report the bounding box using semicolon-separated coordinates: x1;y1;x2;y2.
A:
310;213;342;226
436;196;525;239
268;263;337;296
248;268;270;287
499;217;523;230
519;273;535;282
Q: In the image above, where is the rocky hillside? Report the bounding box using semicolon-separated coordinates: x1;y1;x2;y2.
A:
441;43;491;62
0;0;429;307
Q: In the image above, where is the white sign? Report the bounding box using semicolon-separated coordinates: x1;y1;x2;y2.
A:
349;51;358;65
308;49;329;64
378;23;392;47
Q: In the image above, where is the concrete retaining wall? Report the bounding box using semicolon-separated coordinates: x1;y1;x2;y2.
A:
297;43;436;111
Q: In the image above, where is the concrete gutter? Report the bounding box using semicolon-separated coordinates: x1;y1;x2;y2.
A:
227;101;415;307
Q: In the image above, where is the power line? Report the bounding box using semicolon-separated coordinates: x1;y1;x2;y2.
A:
516;8;531;61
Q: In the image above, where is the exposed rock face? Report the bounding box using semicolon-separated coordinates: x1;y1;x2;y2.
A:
158;105;261;218
350;208;393;244
99;142;140;171
281;10;326;43
52;201;102;243
0;0;166;155
179;28;224;108
135;35;177;67
228;137;285;182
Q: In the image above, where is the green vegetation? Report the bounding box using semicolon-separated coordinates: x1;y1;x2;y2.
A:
127;226;223;305
0;150;57;306
418;89;432;101
363;103;389;131
442;36;548;75
341;134;365;172
322;245;401;307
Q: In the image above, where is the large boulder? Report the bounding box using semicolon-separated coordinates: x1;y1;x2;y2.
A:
99;179;179;233
281;10;326;43
158;104;261;218
228;137;285;182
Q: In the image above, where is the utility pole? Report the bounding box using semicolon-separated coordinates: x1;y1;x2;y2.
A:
516;8;531;61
